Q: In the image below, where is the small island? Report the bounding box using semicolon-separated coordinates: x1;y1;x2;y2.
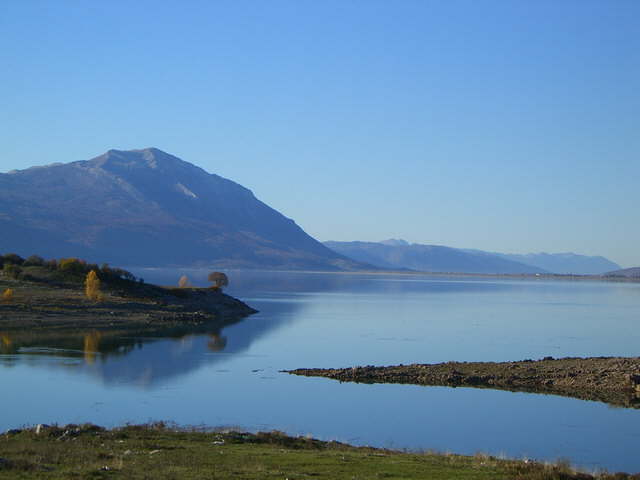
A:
287;356;640;409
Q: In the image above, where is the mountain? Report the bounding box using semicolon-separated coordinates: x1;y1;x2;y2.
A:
324;240;548;274
0;148;368;270
605;267;640;278
379;239;410;247
492;252;621;275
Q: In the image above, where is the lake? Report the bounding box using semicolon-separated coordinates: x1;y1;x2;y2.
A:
2;271;640;472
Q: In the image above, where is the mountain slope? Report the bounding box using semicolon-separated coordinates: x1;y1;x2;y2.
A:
605;267;640;278
494;252;620;275
0;148;367;270
324;240;548;274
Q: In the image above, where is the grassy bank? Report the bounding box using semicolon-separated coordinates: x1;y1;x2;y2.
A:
0;255;256;333
1;423;637;479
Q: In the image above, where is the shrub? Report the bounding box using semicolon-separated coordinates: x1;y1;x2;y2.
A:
110;267;135;282
18;272;37;282
59;258;87;274
2;264;21;279
1;253;24;266
2;288;13;303
23;255;45;267
208;272;229;290
85;270;103;302
99;263;136;283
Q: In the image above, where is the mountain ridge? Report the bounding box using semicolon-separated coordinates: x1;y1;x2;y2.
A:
605;267;640;278
324;240;548;274
461;249;621;275
325;239;620;275
0;148;369;270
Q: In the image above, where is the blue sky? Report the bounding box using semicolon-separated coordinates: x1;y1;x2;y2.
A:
1;0;638;267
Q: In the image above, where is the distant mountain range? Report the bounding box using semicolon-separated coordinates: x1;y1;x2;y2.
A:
0;148;367;270
324;241;548;274
324;240;621;275
488;252;620;275
605;267;640;278
1;148;624;274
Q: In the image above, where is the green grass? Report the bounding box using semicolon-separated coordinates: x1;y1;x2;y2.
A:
0;424;637;479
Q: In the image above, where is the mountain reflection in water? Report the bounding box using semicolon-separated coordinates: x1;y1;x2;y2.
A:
2;271;640;473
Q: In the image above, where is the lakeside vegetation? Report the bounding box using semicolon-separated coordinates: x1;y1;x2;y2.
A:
2;423;638;479
3;253;639;475
0;253;256;333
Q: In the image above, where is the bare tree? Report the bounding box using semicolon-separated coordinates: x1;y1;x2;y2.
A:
207;272;228;290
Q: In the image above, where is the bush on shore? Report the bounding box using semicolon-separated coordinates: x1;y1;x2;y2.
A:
0;252;140;287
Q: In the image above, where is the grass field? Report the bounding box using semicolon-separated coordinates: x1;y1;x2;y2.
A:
0;423;637;479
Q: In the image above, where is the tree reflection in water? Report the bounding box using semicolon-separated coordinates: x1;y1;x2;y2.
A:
207;333;227;352
83;332;102;365
0;289;302;386
1;333;14;354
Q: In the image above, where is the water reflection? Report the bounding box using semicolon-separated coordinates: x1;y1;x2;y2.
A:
83;332;102;364
135;268;527;297
1;332;14;353
2;271;640;472
0;295;301;387
0;327;236;386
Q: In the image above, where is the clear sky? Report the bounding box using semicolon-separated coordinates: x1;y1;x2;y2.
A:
1;0;638;267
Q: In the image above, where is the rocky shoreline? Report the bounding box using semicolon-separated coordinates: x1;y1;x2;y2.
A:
288;357;640;408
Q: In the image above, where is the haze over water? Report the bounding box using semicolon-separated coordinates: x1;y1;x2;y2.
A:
2;271;640;472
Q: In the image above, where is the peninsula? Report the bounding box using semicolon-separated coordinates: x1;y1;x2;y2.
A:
0;254;256;333
288;356;640;409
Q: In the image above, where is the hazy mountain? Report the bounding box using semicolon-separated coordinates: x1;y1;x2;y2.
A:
324;240;548;274
379;239;410;247
605;267;640;278
0;148;368;270
493;252;621;275
462;250;621;275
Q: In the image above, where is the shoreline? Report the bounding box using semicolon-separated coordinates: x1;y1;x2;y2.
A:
0;271;256;333
1;423;637;478
136;265;640;283
287;356;640;409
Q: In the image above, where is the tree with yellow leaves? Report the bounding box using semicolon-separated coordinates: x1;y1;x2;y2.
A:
85;270;103;301
2;288;13;303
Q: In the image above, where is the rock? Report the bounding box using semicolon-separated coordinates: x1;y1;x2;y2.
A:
35;424;49;435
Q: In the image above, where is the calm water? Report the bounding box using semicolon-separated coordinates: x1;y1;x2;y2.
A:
2;271;640;472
